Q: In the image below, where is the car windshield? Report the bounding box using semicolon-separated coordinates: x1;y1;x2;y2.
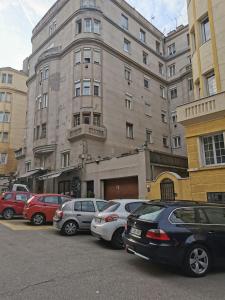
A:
132;204;165;222
102;201;120;212
96;201;108;212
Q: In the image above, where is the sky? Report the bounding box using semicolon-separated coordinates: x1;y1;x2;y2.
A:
0;0;188;70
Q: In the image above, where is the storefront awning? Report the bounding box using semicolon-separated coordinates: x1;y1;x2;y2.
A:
18;169;41;179
38;165;81;181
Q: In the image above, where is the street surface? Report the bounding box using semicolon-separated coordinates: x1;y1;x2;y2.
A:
0;219;225;300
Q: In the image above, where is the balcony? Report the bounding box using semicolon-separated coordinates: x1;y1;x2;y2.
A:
15;147;26;160
177;91;225;125
68;124;107;142
33;143;56;156
38;46;62;62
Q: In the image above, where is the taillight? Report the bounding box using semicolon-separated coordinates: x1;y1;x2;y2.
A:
104;214;119;222
146;229;170;241
56;210;63;219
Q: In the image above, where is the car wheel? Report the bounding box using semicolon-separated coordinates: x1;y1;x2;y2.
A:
31;213;46;226
183;244;211;277
2;208;14;220
61;221;78;236
111;228;125;249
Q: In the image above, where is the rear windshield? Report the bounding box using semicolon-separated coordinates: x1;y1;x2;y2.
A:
132;204;165;222
102;201;120;212
96;201;107;212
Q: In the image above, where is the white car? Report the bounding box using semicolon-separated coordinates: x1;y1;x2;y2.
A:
91;199;147;249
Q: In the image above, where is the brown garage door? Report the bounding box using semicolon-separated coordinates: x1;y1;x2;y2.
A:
104;176;139;200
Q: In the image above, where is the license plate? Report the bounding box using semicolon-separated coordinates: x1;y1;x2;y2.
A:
130;227;142;237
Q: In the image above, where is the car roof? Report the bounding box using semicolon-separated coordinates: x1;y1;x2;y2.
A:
36;194;70;197
110;199;147;204
69;198;106;202
147;200;225;208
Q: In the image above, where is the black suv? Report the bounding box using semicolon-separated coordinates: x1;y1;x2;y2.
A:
124;201;225;277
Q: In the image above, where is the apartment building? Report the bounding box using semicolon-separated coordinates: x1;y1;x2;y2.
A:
17;0;193;198
149;0;225;202
0;68;28;189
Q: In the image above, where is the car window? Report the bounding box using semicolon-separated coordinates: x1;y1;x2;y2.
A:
125;202;145;213
74;201;82;211
61;196;71;203
81;201;95;212
134;204;165;221
43;196;59;204
102;201;120;212
170;207;196;224
3;193;13;201
15;194;28;202
16;186;27;192
202;207;225;225
96;201;107;212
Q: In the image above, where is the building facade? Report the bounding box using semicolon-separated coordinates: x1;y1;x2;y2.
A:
149;0;225;203
0;68;28;190
17;0;193;198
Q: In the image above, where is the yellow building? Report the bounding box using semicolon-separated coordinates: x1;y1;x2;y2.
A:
0;67;28;177
148;0;225;203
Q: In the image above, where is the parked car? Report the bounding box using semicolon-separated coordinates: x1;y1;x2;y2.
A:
23;194;71;225
91;199;147;249
124;200;225;277
0;192;33;219
53;198;107;236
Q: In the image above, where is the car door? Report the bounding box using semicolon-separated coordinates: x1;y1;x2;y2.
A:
14;193;29;214
43;196;61;222
77;200;96;229
1;193;14;212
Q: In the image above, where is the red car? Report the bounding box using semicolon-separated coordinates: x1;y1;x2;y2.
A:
23;194;71;225
0;192;33;219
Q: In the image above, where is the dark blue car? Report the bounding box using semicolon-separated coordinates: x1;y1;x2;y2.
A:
124;201;225;277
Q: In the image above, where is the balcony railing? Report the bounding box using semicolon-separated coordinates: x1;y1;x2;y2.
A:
80;0;96;9
177;91;225;125
15;147;26;160
33;143;56;156
68;124;107;141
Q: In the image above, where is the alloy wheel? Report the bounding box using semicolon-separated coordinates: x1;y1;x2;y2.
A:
189;248;209;275
32;214;45;225
64;222;77;235
3;209;14;220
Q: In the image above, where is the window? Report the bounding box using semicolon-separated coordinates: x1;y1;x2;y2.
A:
96;201;107;212
83;80;91;95
16;194;28;202
74;201;81;211
76;19;82;34
143;52;148;65
201;16;211;44
93;81;100;96
44;196;59;204
0;92;5;101
202;133;225;165
144;78;149;89
187;33;190;46
163;136;168;147
202;207;225;225
81;0;96;8
83;113;91;124
75;81;81;97
81;201;96;212
156;41;160;54
125;95;132;110
121;14;128;30
168;64;175;77
0;92;10;102
75;50;81;64
133;205;165;222
208;192;225;205
145;103;152;117
168;43;176;56
159;62;164;75
206;73;217;96
84;18;92;32
124;39;130;52
43;93;48;108
1;74;12;84
191;30;196;52
93;113;101;126
83;48;91;63
0;153;7;165
173;136;181;148
125;68;131;81
36;126;40;140
2;132;9;142
161;112;167;123
41;123;47;139
160;86;166;99
188;78;193;91
37;96;42;110
126;122;133;139
169;208;196;224
44;67;49;80
0;112;10;123
170;87;177;99
61;152;70;168
187;55;192;64
25;161;31;172
93;19;100;34
93;49;101;64
140;29;146;43
125;202;144;213
146;130;153;144
172;113;177;124
1;73;7;83
73;114;80;127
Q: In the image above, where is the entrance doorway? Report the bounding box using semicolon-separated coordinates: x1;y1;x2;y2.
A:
160;179;175;201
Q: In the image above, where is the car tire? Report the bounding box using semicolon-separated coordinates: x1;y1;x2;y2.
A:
111;228;125;249
31;213;46;226
2;208;14;220
61;221;78;236
183;244;211;277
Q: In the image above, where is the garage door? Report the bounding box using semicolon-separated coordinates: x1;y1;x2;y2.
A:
104;176;138;200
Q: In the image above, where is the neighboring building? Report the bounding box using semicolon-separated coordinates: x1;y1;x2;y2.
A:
17;0;193;198
0;68;28;186
148;0;225;203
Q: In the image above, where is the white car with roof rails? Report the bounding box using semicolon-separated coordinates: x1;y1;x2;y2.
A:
91;199;147;249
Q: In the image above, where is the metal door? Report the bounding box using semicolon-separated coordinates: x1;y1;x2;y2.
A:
160;179;175;201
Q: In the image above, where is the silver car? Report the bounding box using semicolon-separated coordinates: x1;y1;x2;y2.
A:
53;198;107;236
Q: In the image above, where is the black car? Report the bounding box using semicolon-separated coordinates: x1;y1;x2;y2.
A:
124;201;225;277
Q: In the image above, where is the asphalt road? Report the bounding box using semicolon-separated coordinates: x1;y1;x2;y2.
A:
0;220;225;300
